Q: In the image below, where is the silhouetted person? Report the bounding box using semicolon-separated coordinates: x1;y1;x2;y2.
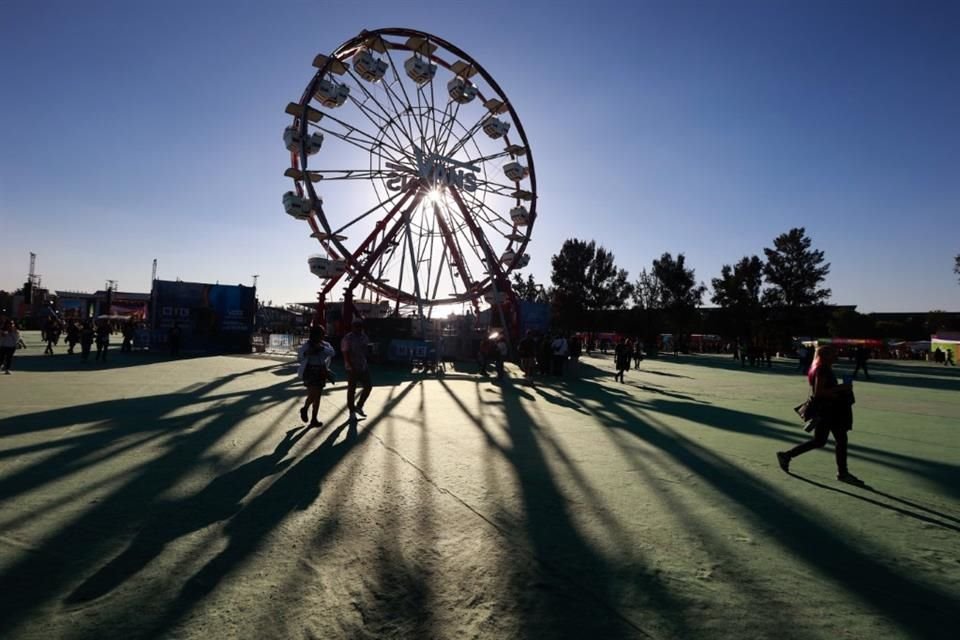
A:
614;338;632;383
0;320;20;374
853;346;870;379
43;317;61;355
947;349;956;367
341;318;371;419
94;320;110;361
80;320;95;362
518;330;536;378
494;336;507;381
633;340;644;368
777;345;861;483
121;318;136;352
65;320;80;354
551;333;568;376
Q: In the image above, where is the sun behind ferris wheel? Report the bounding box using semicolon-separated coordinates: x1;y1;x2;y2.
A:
281;28;536;328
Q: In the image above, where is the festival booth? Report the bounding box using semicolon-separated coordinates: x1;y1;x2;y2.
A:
801;338;884;349
931;334;959;364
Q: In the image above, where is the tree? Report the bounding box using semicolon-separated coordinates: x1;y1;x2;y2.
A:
511;273;548;303
650;252;706;338
762;228;831;307
632;268;663;309
711;255;764;339
550;239;633;329
711;255;764;309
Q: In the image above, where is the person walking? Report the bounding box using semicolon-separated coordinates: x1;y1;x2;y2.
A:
777;345;861;483
95;320;111;362
43;316;61;355
852;346;870;379
80;320;95;362
121;318;136;352
66;320;80;354
297;326;335;427
614;338;632;383
518;331;536;378
551;333;568;376
341;318;372;420
633;340;644;369
0;319;20;374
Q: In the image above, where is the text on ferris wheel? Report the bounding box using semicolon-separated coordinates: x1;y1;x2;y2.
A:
385;146;479;193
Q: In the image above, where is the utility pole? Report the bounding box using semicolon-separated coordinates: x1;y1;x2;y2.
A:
252;274;259;288
151;259;158;282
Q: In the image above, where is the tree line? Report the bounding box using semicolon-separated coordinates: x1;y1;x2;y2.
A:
511;229;959;347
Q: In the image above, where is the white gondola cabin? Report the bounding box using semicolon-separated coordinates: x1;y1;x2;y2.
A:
314;78;350;108
404;56;436;84
308;256;347;279
353;50;387;82
500;250;516;265
503;161;528;181
283;192;312;220
510;205;531;226
515;253;531;268
482;117;510;139
283;126;324;154
447;77;478;104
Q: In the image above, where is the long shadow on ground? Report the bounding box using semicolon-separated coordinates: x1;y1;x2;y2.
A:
563;370;960;639
0;366;299;637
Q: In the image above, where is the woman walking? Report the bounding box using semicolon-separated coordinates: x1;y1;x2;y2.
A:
0;319;21;374
614;338;632;383
297;326;334;427
94;320;111;362
777;345;861;483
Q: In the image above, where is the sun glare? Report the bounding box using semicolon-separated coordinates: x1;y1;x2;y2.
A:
425;187;444;204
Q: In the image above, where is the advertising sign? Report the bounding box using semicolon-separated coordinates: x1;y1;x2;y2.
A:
151;280;256;352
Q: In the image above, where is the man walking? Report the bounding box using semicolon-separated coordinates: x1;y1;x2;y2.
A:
342;318;372;419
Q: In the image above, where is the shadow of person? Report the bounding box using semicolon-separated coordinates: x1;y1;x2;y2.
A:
788;473;960;533
65;428;308;604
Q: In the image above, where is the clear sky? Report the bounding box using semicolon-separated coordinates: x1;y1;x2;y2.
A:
2;0;958;312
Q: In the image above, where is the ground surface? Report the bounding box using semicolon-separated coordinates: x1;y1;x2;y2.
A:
0;332;958;640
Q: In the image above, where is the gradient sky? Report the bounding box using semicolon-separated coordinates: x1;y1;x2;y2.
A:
2;0;958;312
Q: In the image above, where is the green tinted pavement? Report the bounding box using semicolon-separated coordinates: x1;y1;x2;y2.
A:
1;332;958;639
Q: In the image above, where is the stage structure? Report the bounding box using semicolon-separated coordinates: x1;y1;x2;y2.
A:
282;28;537;342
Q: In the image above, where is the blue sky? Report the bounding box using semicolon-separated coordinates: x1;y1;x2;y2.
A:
1;0;958;312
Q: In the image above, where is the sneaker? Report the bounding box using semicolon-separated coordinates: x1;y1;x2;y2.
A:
299;406;308;423
776;451;790;473
309;419;323;428
355;407;367;418
837;472;864;485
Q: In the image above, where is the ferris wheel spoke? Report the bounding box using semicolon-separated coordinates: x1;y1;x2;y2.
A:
343;91;412;161
459;149;514;167
344;69;419;153
440;112;488;160
313;104;413;163
309;169;397;181
312;120;409;167
458;188;514;230
434;101;463;158
348;190;425;292
330;188;409;236
382;46;429;147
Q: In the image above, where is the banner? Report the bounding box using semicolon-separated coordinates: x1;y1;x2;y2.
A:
151;280;256;352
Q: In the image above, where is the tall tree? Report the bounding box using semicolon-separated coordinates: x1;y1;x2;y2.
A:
550;239;632;329
511;273;548;303
711;255;764;309
632;268;663;309
711;255;764;338
762;227;831;306
650;252;706;336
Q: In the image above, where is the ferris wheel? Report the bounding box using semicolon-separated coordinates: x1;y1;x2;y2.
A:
282;28;536;324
